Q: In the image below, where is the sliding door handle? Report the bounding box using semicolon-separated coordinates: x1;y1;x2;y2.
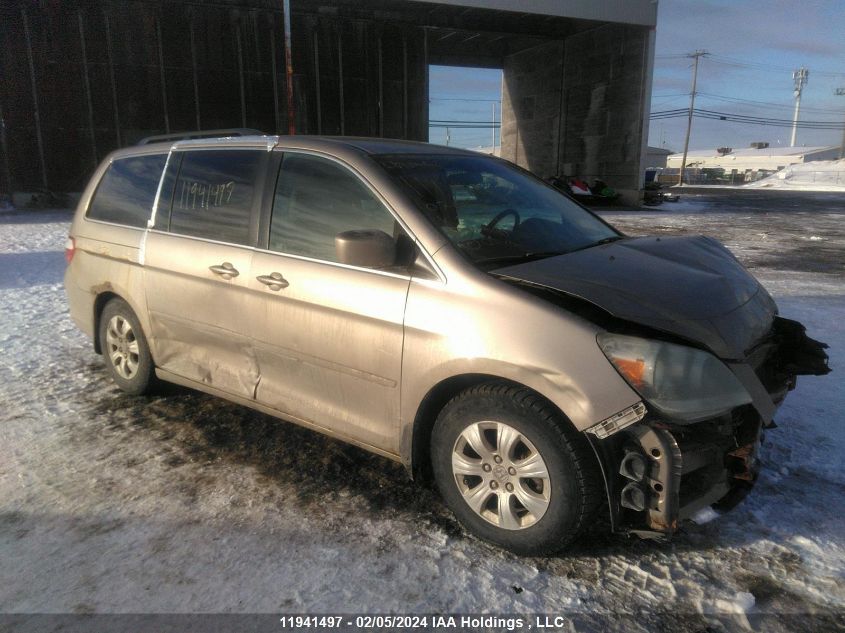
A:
209;262;239;279
257;272;289;291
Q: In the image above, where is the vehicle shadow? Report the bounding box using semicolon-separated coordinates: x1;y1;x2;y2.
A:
86;372;465;539
0;208;73;224
81;362;839;564
0;251;65;289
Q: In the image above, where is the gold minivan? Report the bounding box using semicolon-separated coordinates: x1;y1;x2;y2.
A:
65;134;829;554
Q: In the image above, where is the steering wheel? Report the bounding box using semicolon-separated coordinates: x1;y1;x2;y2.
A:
482;208;521;238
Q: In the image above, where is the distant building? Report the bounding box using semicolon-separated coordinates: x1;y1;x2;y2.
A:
666;144;840;183
645;146;673;169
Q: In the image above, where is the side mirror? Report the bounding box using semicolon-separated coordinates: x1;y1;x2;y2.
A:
335;230;396;268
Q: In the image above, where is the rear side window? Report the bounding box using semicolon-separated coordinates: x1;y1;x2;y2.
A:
87;154;167;228
168;150;262;245
270;153;398;263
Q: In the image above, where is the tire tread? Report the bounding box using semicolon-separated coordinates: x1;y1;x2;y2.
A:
432;380;604;553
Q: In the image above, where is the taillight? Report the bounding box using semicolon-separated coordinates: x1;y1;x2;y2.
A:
65;237;75;264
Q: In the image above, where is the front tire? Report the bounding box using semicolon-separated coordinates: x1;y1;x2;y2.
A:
431;382;602;555
98;298;156;395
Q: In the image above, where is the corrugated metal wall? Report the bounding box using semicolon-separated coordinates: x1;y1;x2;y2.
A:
0;0;428;192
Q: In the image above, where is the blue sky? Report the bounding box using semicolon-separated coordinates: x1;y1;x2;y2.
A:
428;0;845;152
650;0;845;151
428;66;503;149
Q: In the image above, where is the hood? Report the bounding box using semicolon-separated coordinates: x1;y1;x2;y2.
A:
493;235;777;360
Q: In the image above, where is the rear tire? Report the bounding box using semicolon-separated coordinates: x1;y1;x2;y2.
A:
98;298;156;396
431;382;602;555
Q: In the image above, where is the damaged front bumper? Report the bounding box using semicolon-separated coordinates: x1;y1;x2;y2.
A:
588;316;830;538
590;408;764;538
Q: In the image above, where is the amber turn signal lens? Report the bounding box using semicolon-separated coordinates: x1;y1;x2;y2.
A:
614;357;646;389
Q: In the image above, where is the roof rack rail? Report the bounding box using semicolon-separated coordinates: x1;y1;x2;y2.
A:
136;128;267;145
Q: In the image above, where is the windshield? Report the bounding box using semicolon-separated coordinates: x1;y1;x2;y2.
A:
374;153;621;267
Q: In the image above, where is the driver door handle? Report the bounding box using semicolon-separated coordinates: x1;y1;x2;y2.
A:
256;272;289;291
208;262;239;280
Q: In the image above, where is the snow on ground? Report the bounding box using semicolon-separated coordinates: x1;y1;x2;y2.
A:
745;159;845;192
677;159;845;192
1;197;844;632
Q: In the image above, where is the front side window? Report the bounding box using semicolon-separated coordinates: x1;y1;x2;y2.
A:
270;153;401;266
168;150;262;245
374;153;621;268
87;154;167;228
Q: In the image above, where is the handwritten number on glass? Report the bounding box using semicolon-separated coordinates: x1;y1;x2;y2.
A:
178;180;236;210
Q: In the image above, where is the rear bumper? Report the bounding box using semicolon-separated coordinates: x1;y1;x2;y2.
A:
63;267;95;341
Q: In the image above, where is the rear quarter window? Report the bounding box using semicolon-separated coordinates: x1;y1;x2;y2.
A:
86;154;167;228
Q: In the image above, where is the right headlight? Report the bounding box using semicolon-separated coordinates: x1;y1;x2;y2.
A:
597;333;752;422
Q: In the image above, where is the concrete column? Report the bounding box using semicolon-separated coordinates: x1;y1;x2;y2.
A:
559;23;650;204
500;40;565;179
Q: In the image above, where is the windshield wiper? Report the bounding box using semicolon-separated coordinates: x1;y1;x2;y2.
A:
593;235;625;246
566;235;625;255
475;251;566;266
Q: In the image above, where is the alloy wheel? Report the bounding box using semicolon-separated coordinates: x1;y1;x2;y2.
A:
105;315;140;380
451;421;551;530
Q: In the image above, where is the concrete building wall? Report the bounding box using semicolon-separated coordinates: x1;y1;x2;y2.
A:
290;16;428;141
0;0;429;191
416;0;657;26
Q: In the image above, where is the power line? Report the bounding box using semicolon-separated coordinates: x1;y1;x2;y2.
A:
430;97;502;103
703;55;844;78
650;108;690;119
429;120;501;129
697;107;840;126
696;92;845;115
651;93;690;101
649;108;845;129
430;119;499;124
656;52;844;78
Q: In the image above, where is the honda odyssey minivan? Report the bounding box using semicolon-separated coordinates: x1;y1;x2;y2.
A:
65;134;829;554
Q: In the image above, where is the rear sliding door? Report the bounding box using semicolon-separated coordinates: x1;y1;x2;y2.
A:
144;148;267;398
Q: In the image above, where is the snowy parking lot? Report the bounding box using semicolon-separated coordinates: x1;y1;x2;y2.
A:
1;192;844;632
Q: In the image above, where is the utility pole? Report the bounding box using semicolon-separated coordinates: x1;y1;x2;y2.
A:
491;102;496;152
790;67;809;147
678;50;706;185
282;0;295;135
836;87;845;159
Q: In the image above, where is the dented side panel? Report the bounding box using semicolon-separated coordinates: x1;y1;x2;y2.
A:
143;230;259;399
247;250;410;454
65;229;151;349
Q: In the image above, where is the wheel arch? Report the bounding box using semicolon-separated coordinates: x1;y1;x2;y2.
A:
92;291;150;358
92;291;122;354
407;374;584;483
